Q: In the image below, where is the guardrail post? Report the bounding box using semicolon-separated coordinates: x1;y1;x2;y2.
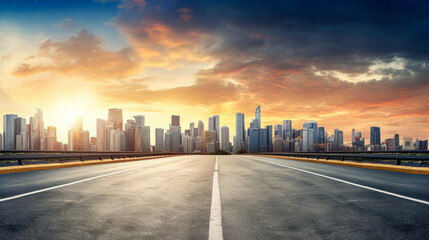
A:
99;156;103;161
396;159;401;165
80;157;84;162
18;159;23;165
111;156;114;160
341;157;345;162
326;156;329;160
419;160;424;167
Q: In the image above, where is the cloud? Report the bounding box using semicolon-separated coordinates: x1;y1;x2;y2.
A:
12;29;142;80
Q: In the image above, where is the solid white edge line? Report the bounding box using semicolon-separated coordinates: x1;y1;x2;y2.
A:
246;156;429;206
209;156;223;240
0;157;182;203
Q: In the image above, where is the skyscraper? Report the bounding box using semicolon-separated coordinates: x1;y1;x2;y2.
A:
303;120;318;146
0;133;3;150
208;115;220;148
266;125;273;152
142;126;151;152
134;115;145;127
3;114;17;150
202;130;216;153
333;129;344;151
198;120;204;137
352;129;356;144
14;117;26;150
274;124;283;139
69;117;83;151
394;134;400;150
96;118;106;151
255;105;261;129
247;128;259;153
234;113;245;153
171;115;180;127
318;127;325;144
155;128;164;152
283;120;292;140
220;125;230;152
46;126;57;151
108;108;123;131
370;126;381;145
30;108;44;150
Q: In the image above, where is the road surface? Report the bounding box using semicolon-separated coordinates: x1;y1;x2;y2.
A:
0;155;428;239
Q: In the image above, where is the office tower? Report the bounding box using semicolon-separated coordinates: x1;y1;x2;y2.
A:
202;130;216;153
283;120;292;140
303;129;309;152
385;138;395;151
274;124;283;139
171;115;180;127
134;125;142;152
370;126;381;145
109;129;121;151
120;131;126;151
3;114;17;150
190;123;195;137
208;115;220;142
183;135;193;153
333;129;344;151
220;125;230;152
96;119;106;151
14;117;26;150
403;137;413;150
318;127;325;144
354;137;365;151
0;133;2;150
198;120;204;137
171;129;180;152
250;119;258;129
133;115;145;127
108;108;123;131
352;129;356;144
255;105;261;129
125;119;136;151
142;126;151;152
266;125;273;152
29;109;44;150
46;126;57;150
155;128;164;152
394;134;400;150
247;128;259;153
69;117;83;151
164;131;172;152
273;135;283;152
303;120;318;146
234;113;245;153
258;128;268;152
81;130;90;151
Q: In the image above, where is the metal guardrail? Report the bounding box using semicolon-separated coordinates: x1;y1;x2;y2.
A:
0;151;183;166
257;152;429;167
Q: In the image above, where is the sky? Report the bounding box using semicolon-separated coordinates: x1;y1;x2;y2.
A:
1;0;429;144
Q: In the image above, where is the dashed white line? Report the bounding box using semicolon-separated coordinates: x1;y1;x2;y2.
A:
246;156;429;206
209;156;223;240
0;157;182;203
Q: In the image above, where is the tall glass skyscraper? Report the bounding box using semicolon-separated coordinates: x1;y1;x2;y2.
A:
3;114;17;150
282;120;292;140
370;126;381;145
303;120;318;145
255;105;261;129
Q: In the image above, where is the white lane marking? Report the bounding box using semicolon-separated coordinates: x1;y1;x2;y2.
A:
246;156;429;206
209;156;223;240
0;157;182;203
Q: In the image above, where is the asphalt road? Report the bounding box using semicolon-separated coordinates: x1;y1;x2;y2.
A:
0;155;428;239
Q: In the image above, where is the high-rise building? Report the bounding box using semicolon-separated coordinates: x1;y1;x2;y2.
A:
125;119;136;151
202;130;216;153
283;120;292;140
234;113;245;153
333;129;343;151
370;126;381;145
352;129;356;144
170;129;180;152
220;125;230;152
198;120;204;137
171;115;180;127
318;127;325;144
142;126;151;152
403;137;413;150
46;126;57;150
14;117;26;150
302;128;315;152
208;115;220;143
273;135;283;152
255;105;261;129
258;128;268;152
134;115;145;127
0;133;3;150
134;125;142;152
3;114;18;150
69;117;83;151
385;138;395;151
394;134;400;150
274;124;283;139
96;119;106;151
183;135;193;153
109;129;121;151
247;128;259;153
266;125;273;152
155;128;164;152
81;130;90;151
108;108;123;131
303;120;318;146
30;109;44;150
164;131;172;152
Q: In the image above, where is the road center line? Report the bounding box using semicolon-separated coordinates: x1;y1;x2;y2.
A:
246;156;429;206
209;156;223;240
0;157;183;203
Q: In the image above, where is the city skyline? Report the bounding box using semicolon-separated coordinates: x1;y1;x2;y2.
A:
1;1;429;145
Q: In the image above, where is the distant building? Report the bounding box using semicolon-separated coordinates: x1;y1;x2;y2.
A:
3;114;18;150
108;108;123;131
283;120;292;140
142;126;151;152
208;115;220;148
14;117;26;150
134;115;145;127
220;126;230;152
274;124;283;139
318;127;325;144
266;125;273;152
370;126;381;145
198;120;204;137
255;105;261;129
385;138;395;151
247;128;259;153
394;134;400;150
202;130;216;153
155;128;164;152
403;137;413;150
234;113;245;153
303;120;317;147
171;115;180;127
96;118;106;151
273;135;283;152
